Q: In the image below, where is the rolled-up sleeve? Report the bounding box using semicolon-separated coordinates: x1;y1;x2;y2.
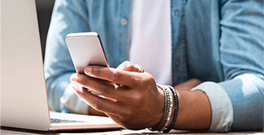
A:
191;82;233;131
193;0;264;131
44;0;90;113
219;74;264;131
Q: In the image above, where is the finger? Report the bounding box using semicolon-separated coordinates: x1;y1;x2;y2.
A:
72;85;123;116
117;61;144;73
134;64;145;73
116;61;133;71
84;67;141;87
71;73;123;100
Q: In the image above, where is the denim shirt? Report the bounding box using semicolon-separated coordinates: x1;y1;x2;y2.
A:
44;0;264;131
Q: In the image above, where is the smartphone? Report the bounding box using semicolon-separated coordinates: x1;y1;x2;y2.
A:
65;32;109;74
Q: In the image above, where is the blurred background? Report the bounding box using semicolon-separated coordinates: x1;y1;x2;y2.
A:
36;0;55;61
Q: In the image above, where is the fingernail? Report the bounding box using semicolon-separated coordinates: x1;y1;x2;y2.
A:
84;67;92;75
70;74;77;82
72;83;78;90
72;83;82;93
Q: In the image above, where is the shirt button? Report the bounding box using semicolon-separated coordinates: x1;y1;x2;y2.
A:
121;18;128;26
175;10;179;19
176;59;180;67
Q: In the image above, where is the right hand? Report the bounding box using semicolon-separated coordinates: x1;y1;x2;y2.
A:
89;61;144;116
89;61;201;116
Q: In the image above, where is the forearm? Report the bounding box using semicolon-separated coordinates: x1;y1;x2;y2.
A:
173;90;212;130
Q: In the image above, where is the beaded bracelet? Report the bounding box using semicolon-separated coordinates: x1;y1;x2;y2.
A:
163;86;179;133
148;85;173;131
160;86;173;131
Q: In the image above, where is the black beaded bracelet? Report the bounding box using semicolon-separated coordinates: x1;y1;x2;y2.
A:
163;86;179;133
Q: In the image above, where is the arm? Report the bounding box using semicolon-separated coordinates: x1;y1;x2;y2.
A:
70;62;212;130
44;0;90;113
173;90;212;130
174;78;201;91
190;0;264;131
89;79;204;117
218;0;264;130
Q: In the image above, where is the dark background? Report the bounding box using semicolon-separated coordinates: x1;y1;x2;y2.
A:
36;0;55;61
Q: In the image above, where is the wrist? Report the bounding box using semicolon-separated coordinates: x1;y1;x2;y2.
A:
151;85;165;128
149;85;177;132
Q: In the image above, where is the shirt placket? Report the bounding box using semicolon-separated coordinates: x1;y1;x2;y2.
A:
171;0;188;86
118;0;131;64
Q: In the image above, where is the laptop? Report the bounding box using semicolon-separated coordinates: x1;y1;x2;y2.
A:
1;0;121;131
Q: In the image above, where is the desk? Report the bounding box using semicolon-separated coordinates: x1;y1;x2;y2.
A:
1;127;263;135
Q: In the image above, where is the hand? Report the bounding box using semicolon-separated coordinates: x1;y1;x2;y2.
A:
88;61;145;116
70;62;164;129
174;78;202;91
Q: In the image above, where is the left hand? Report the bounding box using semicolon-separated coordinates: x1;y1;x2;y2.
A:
174;78;202;91
70;62;165;129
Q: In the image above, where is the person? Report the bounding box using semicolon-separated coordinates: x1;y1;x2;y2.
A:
44;0;264;132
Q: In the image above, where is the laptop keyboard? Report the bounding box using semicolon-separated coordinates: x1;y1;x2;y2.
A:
50;118;87;123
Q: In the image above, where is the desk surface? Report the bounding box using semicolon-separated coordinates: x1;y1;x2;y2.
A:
1;127;263;135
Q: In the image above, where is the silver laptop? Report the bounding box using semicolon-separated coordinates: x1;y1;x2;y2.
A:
1;0;121;131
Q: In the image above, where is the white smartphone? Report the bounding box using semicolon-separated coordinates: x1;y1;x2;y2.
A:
66;32;109;74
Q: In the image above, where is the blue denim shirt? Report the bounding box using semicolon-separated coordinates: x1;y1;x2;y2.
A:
44;0;264;131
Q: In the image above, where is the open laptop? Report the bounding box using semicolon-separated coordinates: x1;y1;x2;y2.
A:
1;0;121;131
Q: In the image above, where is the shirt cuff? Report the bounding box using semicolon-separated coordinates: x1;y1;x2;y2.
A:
191;81;233;131
60;84;89;114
